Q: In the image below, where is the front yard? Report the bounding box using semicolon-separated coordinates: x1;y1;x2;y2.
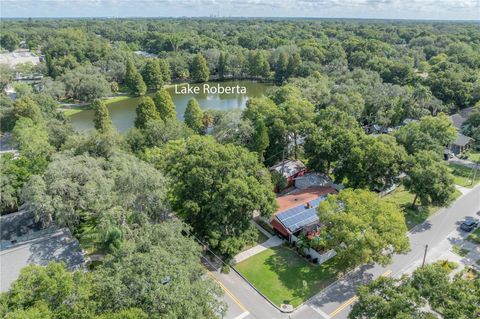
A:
448;163;480;188
382;186;461;229
235;246;338;308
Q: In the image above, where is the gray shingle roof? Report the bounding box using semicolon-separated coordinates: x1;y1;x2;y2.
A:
452;133;473;147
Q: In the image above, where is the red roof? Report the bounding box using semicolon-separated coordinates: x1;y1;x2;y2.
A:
275;186;336;214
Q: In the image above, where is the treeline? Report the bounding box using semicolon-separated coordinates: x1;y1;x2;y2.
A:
1;18;479;109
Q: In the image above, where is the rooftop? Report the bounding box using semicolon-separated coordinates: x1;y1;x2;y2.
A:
276;186;336;214
276;195;328;233
270;159;306;179
452;133;473;147
1;228;85;292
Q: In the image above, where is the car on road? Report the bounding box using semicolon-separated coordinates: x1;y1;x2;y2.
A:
460;217;479;232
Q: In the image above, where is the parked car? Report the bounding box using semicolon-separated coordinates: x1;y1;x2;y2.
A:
460;217;479;232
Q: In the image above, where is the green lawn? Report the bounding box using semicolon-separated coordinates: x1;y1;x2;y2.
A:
467;227;480;245
463;151;480;163
63;105;87;116
452;245;470;257
235;246;338;307
382;186;461;229
448;163;480;188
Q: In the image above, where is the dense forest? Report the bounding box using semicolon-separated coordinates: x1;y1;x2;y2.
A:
1;18;479;318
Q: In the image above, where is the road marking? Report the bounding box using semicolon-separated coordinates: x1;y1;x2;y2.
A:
329;295;358;317
234;311;250;319
328;269;392;318
310;305;332;319
205;270;249;313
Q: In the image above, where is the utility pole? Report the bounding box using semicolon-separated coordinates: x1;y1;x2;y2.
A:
422;244;428;267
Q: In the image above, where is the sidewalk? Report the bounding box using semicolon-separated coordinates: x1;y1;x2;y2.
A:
234;236;284;263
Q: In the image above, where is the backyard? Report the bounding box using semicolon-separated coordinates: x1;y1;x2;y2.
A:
235;245;338;308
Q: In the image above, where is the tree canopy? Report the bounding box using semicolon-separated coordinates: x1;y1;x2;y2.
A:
147;135;277;257
317;189;409;271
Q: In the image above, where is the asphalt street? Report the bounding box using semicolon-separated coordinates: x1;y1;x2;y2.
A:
215;184;480;319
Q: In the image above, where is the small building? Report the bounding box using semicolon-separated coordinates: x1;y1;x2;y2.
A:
270;159;306;188
449;133;474;155
270;187;336;238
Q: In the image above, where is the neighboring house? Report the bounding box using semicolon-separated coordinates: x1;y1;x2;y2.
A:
449;133;474;155
134;51;158;58
449;107;475;155
294;172;331;190
270;159;306;188
270;186;336;239
0;49;40;68
0;210;85;292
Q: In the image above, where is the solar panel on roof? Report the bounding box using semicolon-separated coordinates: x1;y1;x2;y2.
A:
275;195;329;233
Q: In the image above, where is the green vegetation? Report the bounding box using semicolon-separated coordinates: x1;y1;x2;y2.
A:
351;263;480;319
452;245;470;257
236;246;338;307
241;228;269;251
382;185;461;229
448;163;480;188
466;151;480;163
318;189;409;271
1;17;479;318
467;227;480;245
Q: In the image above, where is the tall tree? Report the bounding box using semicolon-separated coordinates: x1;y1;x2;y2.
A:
274;52;289;84
13;96;44;124
153;88;176;121
141;59;163;90
135;96;160;129
158;59;171;83
125;59;146;96
317;189;409;271
305;106;362;174
217;52;227;79
92;99;113;133
191;53;209;82
350;276;428;319
155;136;277;257
94;221;226;319
250;119;269;161
184;98;204;134
403;150;456;207
335;135;407;190
395;113;457;155
11;118;54;159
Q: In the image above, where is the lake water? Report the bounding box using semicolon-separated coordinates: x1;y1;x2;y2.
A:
70;80;271;132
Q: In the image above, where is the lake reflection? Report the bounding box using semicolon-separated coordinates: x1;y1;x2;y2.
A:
70;80;271;132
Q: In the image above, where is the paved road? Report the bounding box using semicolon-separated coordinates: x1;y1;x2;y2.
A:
215;184;480;319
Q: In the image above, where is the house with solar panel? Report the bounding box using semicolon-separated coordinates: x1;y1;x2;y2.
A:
270;187;335;239
270;186;338;264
